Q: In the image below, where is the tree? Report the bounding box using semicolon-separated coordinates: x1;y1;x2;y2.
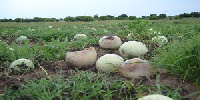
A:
75;16;94;22
119;14;128;18
190;12;200;17
55;19;59;22
15;18;22;22
23;18;33;22
64;16;76;22
159;14;166;19
59;18;63;21
99;16;108;20
179;14;184;19
128;16;136;20
118;14;128;20
8;19;13;22
106;15;115;20
183;13;191;18
149;14;159;20
174;16;181;20
33;17;42;22
142;16;147;19
94;14;98;19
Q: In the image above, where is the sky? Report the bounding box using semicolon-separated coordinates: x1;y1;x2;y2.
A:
0;0;200;19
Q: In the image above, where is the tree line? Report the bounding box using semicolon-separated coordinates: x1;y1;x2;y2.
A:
0;17;59;22
0;12;200;22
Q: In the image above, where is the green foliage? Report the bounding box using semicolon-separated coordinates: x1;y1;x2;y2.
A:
159;14;167;19
64;16;76;22
15;18;22;23
0;42;15;63
153;35;200;84
0;39;68;63
1;12;200;22
64;16;95;22
41;38;68;61
2;70;186;99
128;20;151;41
68;40;88;51
106;15;115;20
99;16;108;20
32;17;57;22
0;18;14;22
190;12;200;17
87;38;99;45
118;14;128;20
149;14;159;20
33;31;67;42
174;16;181;20
3;76;68;100
11;43;37;61
128;20;149;33
75;16;95;22
1;19;200;99
128;16;137;20
13;17;58;22
94;14;98;19
3;71;125;99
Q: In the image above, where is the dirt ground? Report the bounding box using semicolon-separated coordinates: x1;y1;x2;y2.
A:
0;47;199;99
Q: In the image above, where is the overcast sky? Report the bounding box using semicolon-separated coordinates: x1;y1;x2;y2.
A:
0;0;200;19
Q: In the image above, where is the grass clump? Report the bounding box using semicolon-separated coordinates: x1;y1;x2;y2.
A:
2;76;68;100
1;70;186;99
2;71;128;100
153;35;200;84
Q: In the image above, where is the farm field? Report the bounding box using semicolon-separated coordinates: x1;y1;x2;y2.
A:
0;18;200;99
